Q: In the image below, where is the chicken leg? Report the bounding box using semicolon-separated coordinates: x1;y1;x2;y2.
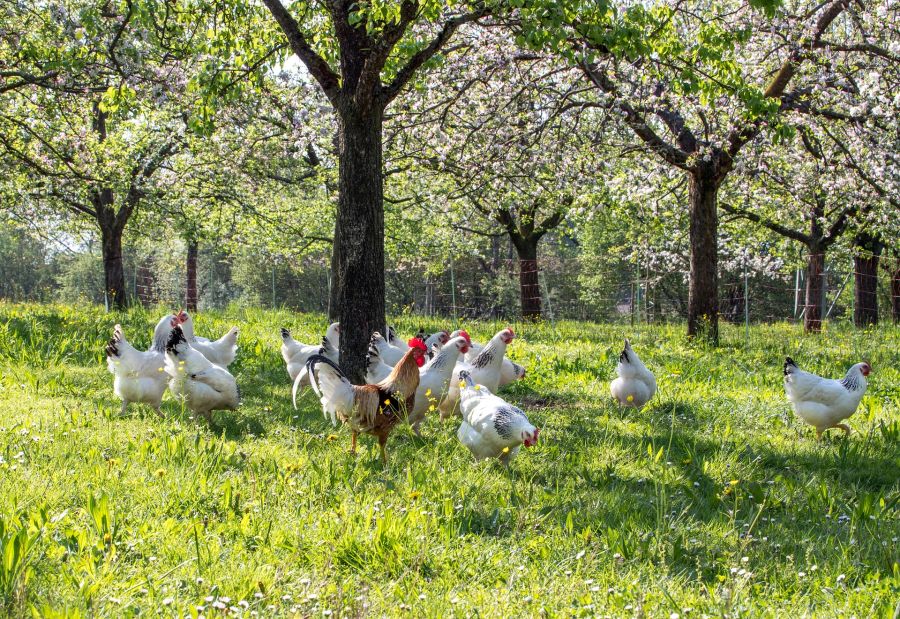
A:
816;423;852;440
350;431;358;456
378;434;389;464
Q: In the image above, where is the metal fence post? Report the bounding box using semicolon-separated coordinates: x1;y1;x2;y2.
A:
450;256;457;322
744;259;749;344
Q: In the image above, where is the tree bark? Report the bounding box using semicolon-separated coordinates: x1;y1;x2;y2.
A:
853;232;881;327
804;247;825;332
687;170;720;343
335;105;386;383
514;239;542;320
100;222;127;309
328;216;341;322
185;240;199;311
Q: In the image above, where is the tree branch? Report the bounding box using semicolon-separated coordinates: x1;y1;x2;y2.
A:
719;202;811;244
380;6;491;106
261;0;341;104
581;61;690;169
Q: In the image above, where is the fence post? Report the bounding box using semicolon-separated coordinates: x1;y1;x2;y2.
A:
630;281;635;327
820;268;827;324
450;256;457;322
743;259;749;344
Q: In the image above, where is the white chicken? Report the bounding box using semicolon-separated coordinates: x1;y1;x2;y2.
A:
783;357;871;439
281;322;340;381
408;335;470;435
456;370;539;465
386;326;409;351
463;333;526;387
370;331;407;366
177;310;238;368
441;327;516;419
105;314;181;416
165;325;239;424
610;338;657;408
423;330;451;357
365;333;394;385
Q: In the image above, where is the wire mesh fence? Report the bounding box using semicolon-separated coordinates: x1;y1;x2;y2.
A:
145;250;898;328
5;243;898;329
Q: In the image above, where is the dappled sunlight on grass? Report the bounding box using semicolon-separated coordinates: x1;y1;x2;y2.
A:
0;302;897;616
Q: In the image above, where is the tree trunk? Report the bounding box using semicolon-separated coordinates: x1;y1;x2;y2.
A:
804;247;825;332
185;240;199;311
853;233;881;327
687;170;719;343
101;222;127;309
328;216;341;322
514;239;542;320
335;105;386;383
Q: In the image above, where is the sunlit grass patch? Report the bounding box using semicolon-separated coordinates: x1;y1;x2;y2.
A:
0;302;897;616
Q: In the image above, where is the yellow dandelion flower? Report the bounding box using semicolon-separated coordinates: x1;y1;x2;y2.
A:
154;468;166;477
474;385;481;391
428;405;436;412
425;389;432;396
384;399;391;405
157;367;164;372
326;434;338;442
729;480;739;486
502;447;510;453
459;381;465;389
626;394;634;403
408;490;422;500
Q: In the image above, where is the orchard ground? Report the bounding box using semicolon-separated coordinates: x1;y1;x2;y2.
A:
0;302;898;617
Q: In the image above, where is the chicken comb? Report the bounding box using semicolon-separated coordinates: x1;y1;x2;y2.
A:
408;337;427;352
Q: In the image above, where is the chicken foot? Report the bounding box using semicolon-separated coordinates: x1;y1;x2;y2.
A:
816;423;852;440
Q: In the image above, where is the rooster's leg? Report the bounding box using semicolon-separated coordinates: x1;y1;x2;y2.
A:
834;423;851;437
411;421;422;437
153;406;165;419
378;434;389;464
350;432;358;455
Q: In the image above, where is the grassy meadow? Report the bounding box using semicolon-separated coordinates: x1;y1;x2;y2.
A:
0;302;898;617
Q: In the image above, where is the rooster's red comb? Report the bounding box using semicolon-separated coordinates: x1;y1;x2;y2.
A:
408;337;427;352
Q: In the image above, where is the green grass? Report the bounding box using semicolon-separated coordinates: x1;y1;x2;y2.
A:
0;301;898;617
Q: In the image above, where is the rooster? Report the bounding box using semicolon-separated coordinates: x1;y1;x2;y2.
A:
441;327;515;419
105;314;181;416
177;310;238;368
165;325;239;424
783;357;871;439
456;370;539;465
610;339;656;408
408;335;470;435
305;339;426;463
282;322;340;381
